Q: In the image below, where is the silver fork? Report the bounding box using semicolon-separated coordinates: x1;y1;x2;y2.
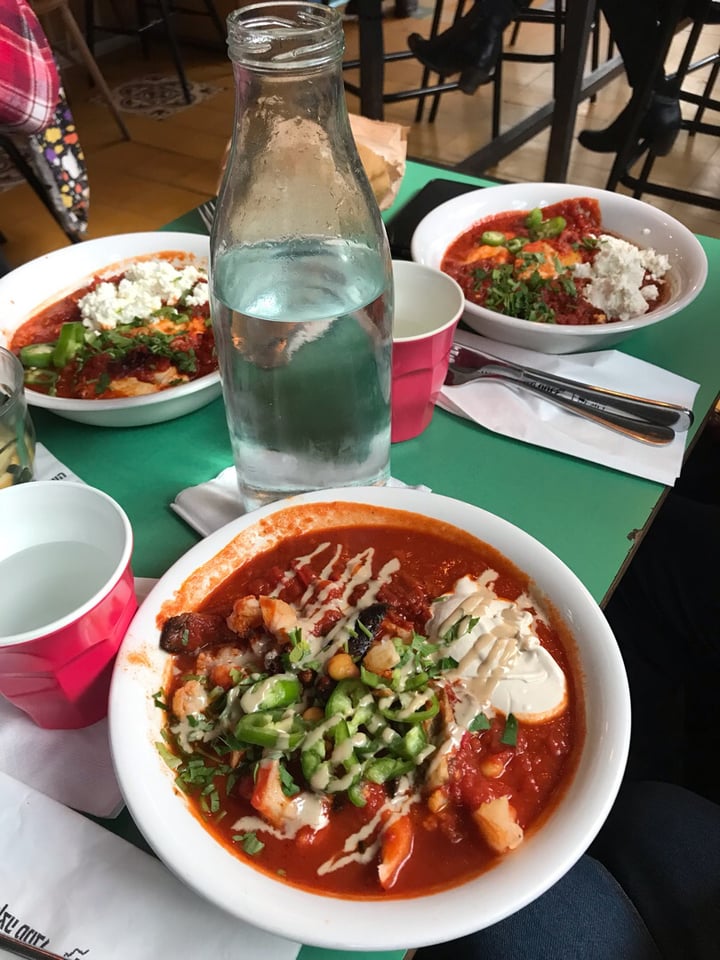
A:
445;345;681;446
447;344;693;429
196;197;216;232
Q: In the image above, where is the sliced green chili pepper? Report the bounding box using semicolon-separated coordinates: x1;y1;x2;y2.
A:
19;342;55;369
23;368;58;389
333;718;358;772
325;678;375;731
380;690;439;725
525;207;543;231
391;724;427;760
300;737;326;780
505;236;528;255
52;322;86;367
239;673;301;713
535;216;567;239
347;779;367;808
234;711;305;750
364;756;414;784
480;230;505;246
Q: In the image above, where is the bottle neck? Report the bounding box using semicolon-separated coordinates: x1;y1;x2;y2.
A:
227;2;345;72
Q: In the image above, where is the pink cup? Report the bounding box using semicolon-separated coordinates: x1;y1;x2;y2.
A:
391;260;465;442
0;481;137;729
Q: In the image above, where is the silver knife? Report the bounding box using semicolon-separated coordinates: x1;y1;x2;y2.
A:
447;345;694;432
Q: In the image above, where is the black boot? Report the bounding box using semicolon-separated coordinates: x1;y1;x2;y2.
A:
578;91;682;156
458;11;507;93
408;0;528;89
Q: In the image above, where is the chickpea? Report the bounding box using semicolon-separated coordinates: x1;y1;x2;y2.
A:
480;755;507;779
327;652;360;680
427;787;448;814
302;705;324;722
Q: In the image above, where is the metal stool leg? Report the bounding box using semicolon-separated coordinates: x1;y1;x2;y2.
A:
426;0;467;124
201;0;227;42
157;0;193;104
415;0;447;122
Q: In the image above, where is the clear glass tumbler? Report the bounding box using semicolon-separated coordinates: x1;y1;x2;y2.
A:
0;346;36;488
210;1;393;512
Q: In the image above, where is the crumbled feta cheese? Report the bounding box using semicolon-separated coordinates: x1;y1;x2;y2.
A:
571;234;670;322
78;258;209;331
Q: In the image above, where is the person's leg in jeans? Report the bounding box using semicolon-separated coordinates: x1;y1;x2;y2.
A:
604;490;720;801
590;781;720;959
414;855;661;960
414;782;720;960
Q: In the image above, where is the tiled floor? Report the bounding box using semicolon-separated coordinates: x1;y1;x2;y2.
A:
1;3;718;271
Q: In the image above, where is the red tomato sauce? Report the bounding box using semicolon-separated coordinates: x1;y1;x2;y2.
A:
163;523;584;899
442;197;670;325
10;255;216;400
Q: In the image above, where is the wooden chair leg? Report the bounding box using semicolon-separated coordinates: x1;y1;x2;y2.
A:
57;3;131;140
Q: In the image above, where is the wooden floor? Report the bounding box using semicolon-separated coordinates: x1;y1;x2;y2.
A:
1;5;719;270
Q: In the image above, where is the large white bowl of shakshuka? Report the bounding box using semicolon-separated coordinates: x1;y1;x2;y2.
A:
109;486;630;950
411;182;708;354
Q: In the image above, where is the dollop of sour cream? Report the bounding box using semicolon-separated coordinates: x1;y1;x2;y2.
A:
427;574;568;725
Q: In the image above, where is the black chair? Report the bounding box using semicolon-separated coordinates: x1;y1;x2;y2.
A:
411;0;570;131
83;0;226;105
606;0;720;212
342;0;611;137
341;0;467;122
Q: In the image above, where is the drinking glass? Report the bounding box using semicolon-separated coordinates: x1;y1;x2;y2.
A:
0;346;35;489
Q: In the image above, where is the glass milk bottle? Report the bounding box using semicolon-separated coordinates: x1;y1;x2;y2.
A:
210;1;393;512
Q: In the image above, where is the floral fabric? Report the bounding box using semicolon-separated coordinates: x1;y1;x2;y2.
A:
25;84;89;238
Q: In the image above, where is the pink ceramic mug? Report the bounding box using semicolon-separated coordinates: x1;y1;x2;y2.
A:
0;481;137;729
391;260;465;442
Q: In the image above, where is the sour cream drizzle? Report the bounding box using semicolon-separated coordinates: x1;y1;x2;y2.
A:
316;777;418;876
195;548;567;875
273;543;400;662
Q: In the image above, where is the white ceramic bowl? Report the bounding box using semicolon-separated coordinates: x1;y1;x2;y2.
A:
411;182;708;354
0;232;221;427
109;486;630;952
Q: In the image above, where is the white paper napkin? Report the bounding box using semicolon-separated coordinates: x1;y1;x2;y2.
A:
0;771;300;960
172;469;430;538
439;331;699;485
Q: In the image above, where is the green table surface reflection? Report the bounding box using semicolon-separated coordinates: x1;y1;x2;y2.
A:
33;159;720;960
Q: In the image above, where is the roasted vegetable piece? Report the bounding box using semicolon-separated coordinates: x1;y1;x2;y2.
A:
348;602;388;659
378;814;414;890
159;612;237;653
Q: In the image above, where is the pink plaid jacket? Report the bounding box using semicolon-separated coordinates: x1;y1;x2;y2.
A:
0;0;59;134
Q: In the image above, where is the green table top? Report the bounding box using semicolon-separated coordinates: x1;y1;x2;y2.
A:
33;159;720;605
30;159;720;960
